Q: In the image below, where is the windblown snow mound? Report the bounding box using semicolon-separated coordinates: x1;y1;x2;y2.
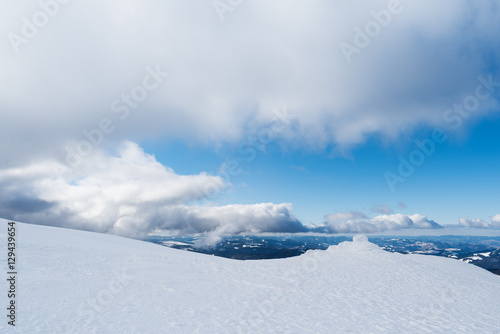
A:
1;220;499;334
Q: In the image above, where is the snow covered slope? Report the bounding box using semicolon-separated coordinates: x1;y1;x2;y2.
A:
1;221;500;334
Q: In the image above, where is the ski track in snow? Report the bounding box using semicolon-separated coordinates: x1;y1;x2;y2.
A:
1;220;500;334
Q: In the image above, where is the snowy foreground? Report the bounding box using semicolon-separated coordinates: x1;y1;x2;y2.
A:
1;220;500;334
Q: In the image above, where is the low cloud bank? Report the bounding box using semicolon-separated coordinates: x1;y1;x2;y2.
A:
1;142;497;243
314;212;442;234
459;216;500;229
0;141;306;239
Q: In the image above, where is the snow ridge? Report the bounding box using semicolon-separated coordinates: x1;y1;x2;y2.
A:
1;221;499;333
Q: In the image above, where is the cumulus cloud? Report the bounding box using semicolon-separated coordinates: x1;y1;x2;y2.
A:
3;139;496;239
0;141;306;238
180;203;306;235
1;1;500;166
459;218;490;228
492;214;500;227
322;212;442;233
459;216;500;229
179;203;308;247
0;138;448;239
10;138;499;240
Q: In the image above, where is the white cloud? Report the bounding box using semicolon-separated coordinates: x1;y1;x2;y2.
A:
178;203;307;247
409;214;441;229
180;203;306;234
492;214;500;227
324;212;442;233
459;216;500;229
0;141;308;238
459;218;490;228
8;137;499;239
0;139;448;238
1;1;500;166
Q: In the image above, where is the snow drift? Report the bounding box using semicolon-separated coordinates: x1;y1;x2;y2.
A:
1;219;499;333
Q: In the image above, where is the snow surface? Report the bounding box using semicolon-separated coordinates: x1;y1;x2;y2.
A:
1;220;500;334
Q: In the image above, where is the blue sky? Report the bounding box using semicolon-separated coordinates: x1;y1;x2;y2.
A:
1;0;500;238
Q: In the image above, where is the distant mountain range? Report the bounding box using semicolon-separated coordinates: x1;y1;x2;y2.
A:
460;249;500;275
147;234;500;275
